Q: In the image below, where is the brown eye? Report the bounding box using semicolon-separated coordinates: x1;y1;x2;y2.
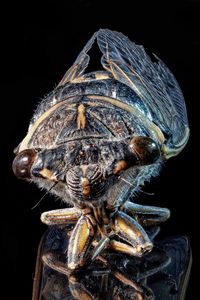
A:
129;136;160;165
12;149;37;179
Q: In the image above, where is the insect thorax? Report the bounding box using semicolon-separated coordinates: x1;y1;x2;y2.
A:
16;74;162;208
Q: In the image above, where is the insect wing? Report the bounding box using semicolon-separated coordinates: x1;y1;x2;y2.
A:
97;29;189;157
57;32;97;87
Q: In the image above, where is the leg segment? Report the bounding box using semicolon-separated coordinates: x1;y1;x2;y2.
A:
91;236;110;262
41;207;81;225
68;215;96;269
113;211;153;257
110;239;147;256
68;275;95;300
123;201;170;227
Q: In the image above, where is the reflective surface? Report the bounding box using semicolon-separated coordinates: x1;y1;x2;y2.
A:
32;226;191;300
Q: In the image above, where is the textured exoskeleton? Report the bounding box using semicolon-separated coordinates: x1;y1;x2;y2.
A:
13;29;189;272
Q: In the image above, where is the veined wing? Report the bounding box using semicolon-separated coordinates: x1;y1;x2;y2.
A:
97;29;189;158
57;31;97;87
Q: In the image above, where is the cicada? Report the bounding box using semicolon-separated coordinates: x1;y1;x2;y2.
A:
12;29;189;271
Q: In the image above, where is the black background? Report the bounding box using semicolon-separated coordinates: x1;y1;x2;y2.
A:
0;1;199;299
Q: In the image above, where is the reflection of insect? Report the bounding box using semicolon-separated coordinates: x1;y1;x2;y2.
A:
33;227;191;300
13;29;189;271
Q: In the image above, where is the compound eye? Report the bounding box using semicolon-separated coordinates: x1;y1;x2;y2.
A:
129;136;160;165
12;149;37;179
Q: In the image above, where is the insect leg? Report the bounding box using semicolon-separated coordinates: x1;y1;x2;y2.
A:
97;255;144;295
41;207;81;225
109;239;145;256
112;269;143;293
42;252;71;276
113;211;153;257
68;215;96;269
91;236;110;262
123;201;170;227
68;274;96;300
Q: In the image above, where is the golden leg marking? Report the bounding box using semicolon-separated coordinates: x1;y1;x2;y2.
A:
41;208;81;225
113;211;153;256
110;240;142;256
77;103;86;129
68;215;96;269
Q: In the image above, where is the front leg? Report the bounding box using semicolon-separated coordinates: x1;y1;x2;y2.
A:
123;201;170;227
41;208;97;270
41;207;82;225
68;215;96;269
113;211;153;257
41;214;96;272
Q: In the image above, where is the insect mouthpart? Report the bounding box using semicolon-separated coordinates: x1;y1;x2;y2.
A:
66;165;107;202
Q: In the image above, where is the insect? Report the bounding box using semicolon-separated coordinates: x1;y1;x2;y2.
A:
12;29;189;272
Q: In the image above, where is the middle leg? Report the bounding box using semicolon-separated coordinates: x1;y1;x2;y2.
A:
112;211;153;257
122;201;170;227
